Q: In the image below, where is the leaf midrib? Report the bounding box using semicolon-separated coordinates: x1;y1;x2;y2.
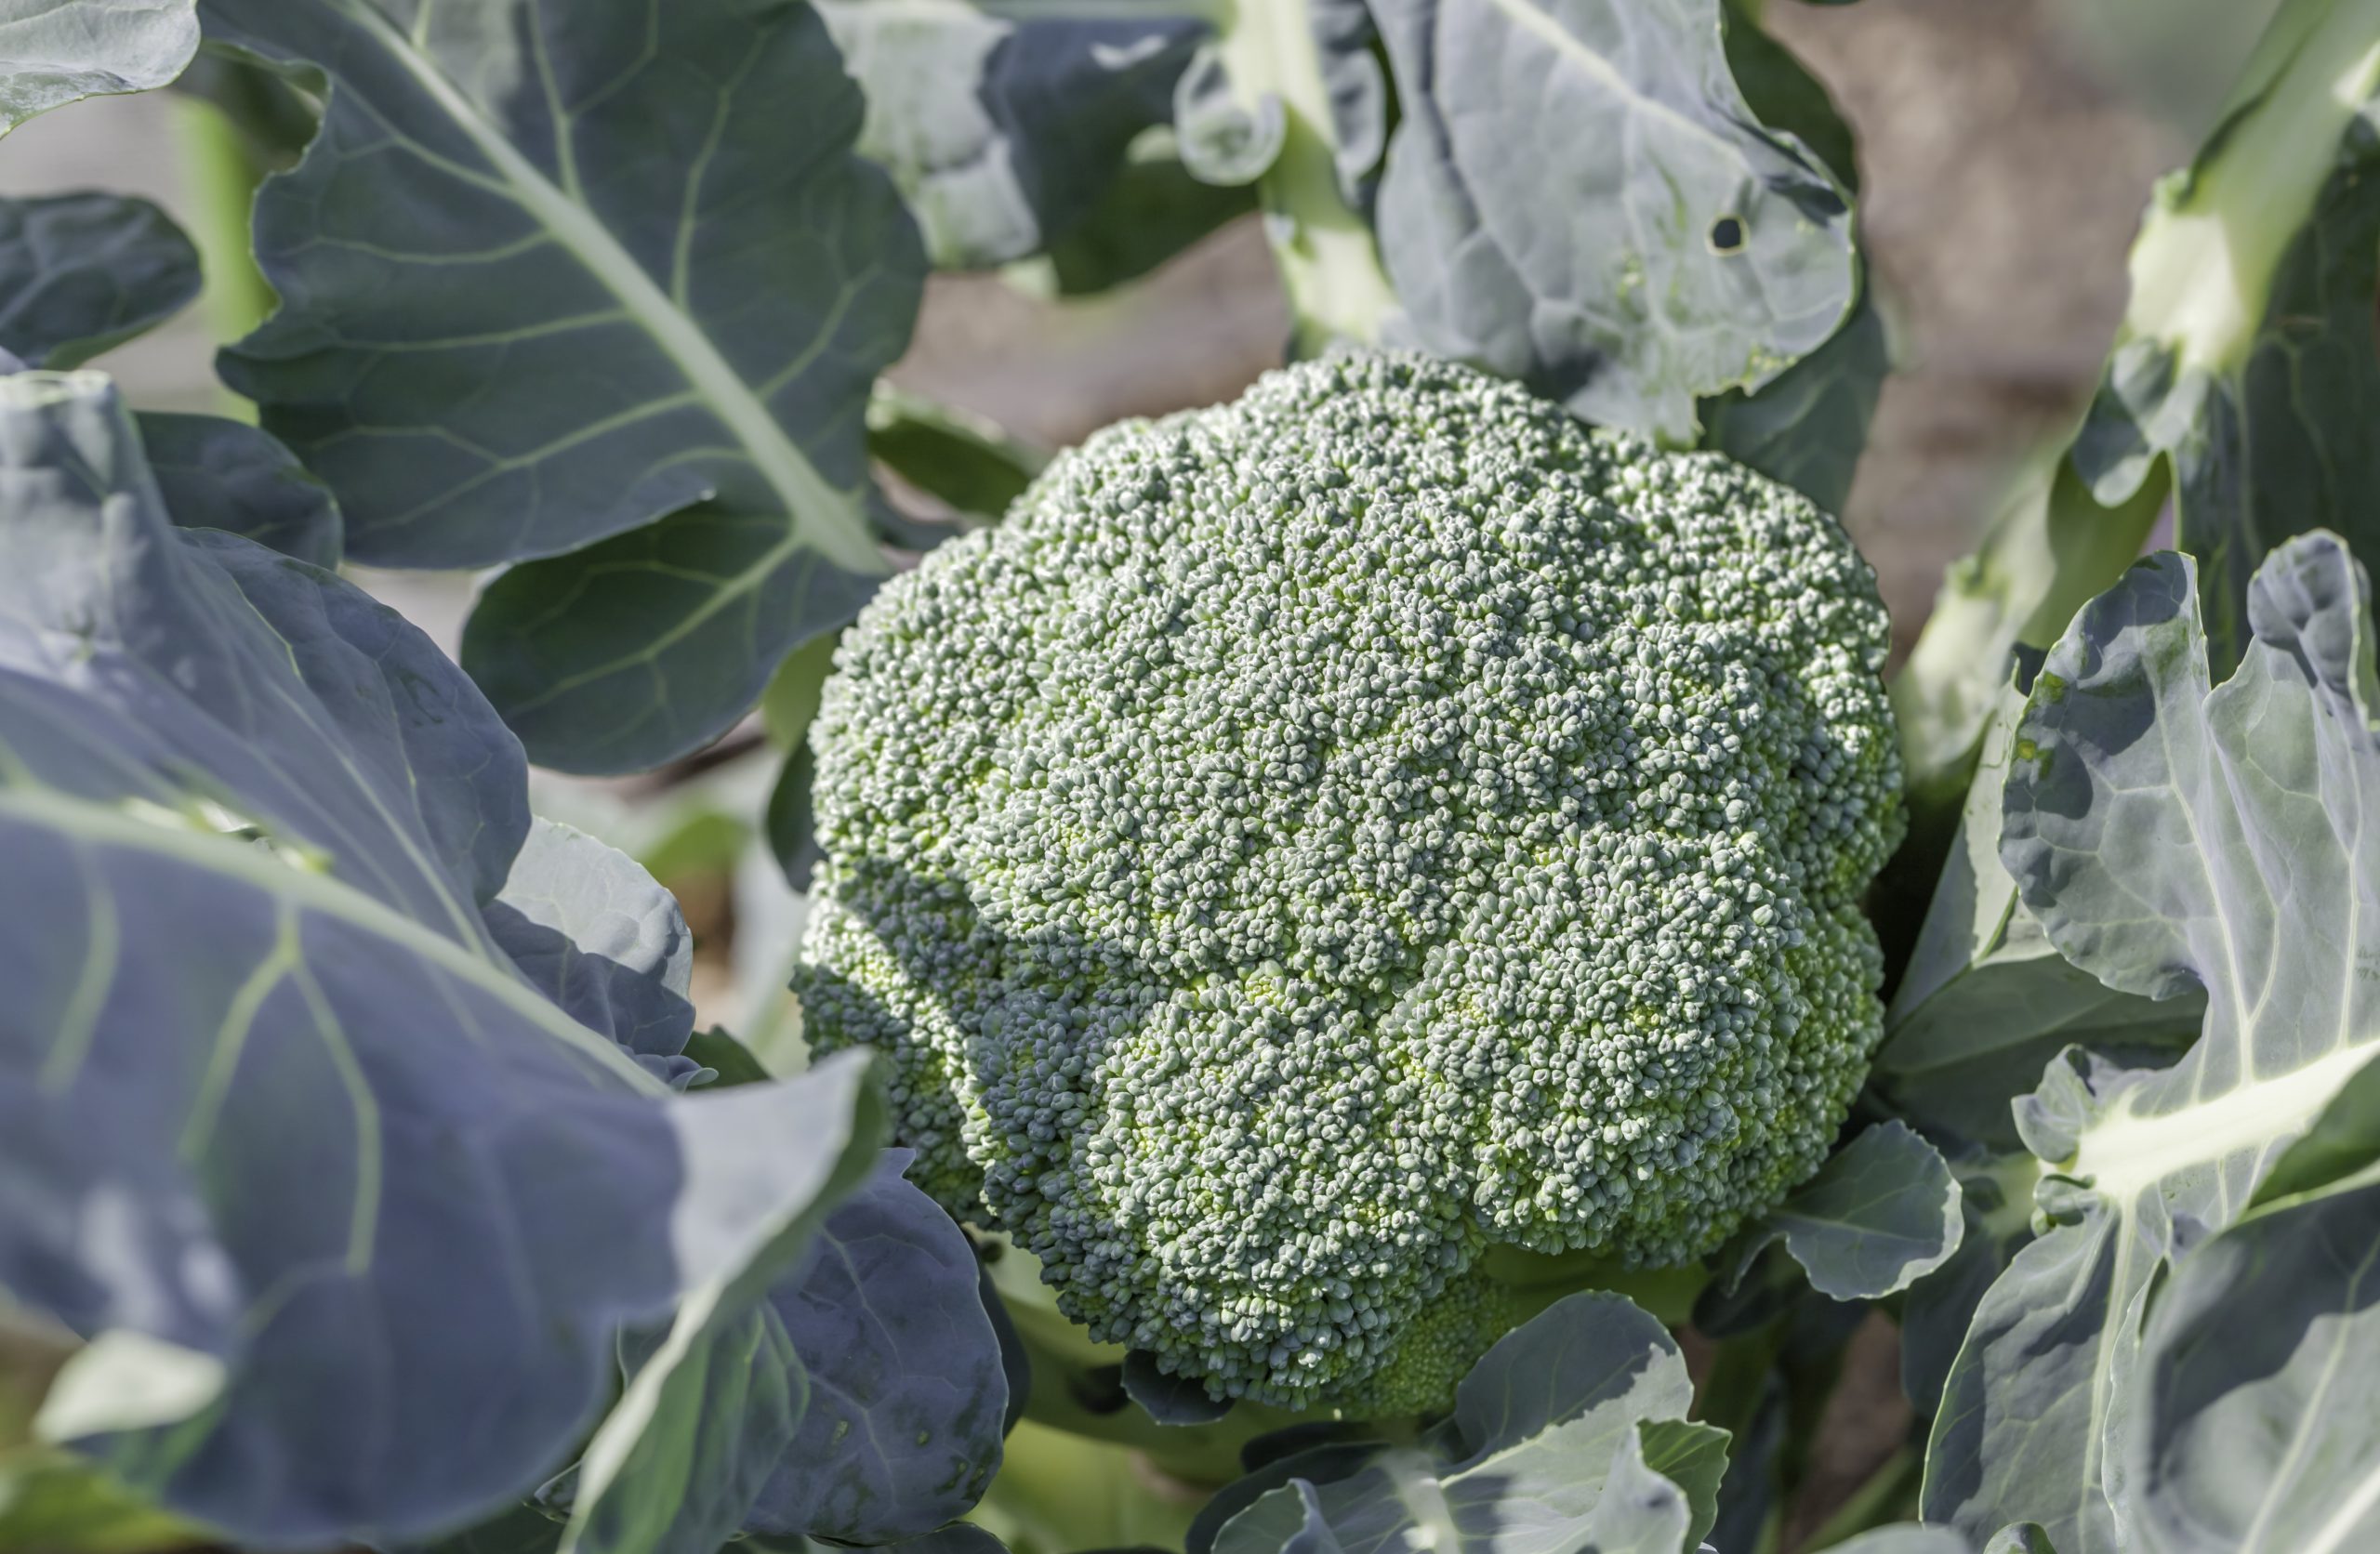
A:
0;780;666;1095
327;0;888;578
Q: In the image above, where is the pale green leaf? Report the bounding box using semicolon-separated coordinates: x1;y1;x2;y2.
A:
0;0;195;132
1924;533;2380;1552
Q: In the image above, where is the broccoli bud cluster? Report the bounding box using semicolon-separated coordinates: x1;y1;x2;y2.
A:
796;350;1903;1411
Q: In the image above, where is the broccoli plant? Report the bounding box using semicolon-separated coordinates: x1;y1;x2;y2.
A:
6;1;2380;1553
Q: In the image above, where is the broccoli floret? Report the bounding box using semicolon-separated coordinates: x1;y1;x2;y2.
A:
795;350;1904;1412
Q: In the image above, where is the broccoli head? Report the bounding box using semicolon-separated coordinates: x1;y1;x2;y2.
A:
795;350;1904;1412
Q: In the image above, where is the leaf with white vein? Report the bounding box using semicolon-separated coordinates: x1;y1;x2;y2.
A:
203;0;924;772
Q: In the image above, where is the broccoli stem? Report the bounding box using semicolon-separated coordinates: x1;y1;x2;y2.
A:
169;95;277;402
969;1419;1212;1554
1213;0;1398;355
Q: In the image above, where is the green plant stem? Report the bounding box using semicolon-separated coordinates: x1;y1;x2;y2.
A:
1215;0;1397;354
1692;1321;1787;1442
168;97;277;389
970;1418;1212;1554
1483;1245;1714;1329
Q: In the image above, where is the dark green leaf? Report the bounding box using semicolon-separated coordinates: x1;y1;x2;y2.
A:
867;386;1046;525
768;742;825;894
1043;135;1257;296
1637;1418;1728;1550
1187;1442;1384;1554
0;0;196;132
484;819;699;1086
0;194;198;369
1580;1424;1699;1553
2127;1141;2380;1553
416;1498;565;1554
1121;1350;1234;1427
1724;1123;1963;1301
746;1153;1008;1544
202;0;923;772
136;413;342;568
2066;2;2380;675
0;371;886;1549
460;521;875;776
1700;286;1888;515
884;1526;1012;1554
1368;0;1858;441
1898;1152;2040;1416
818;1;1205;270
975;1259;1031;1437
558;1301;805;1554
1719;0;1858;193
682;1026;774;1089
1879;662;2200;1150
1211;1293;1715;1554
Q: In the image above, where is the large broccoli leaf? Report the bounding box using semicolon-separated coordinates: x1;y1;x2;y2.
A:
1922;533;2380;1551
486;819;700;1086
1368;0;1858;443
1719;1122;1964;1302
200;0;923;773
0;194;198;370
0;0;195;132
1699;285;1887;516
1209;1293;1725;1554
0;371;887;1548
2122;1048;2380;1553
1879;660;2202;1149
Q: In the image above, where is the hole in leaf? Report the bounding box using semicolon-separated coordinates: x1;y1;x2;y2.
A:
1709;216;1746;254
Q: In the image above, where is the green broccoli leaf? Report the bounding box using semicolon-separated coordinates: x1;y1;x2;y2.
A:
1210;1294;1723;1554
1879;657;2202;1149
1923;533;2380;1552
1895;0;2380;805
866;385;1046;527
1722;1122;1964;1302
1898;1150;2040;1417
1699;285;1888;517
1368;0;1858;442
201;0;924;774
2069;0;2380;676
2123;1049;2380;1554
0;371;889;1550
742;1153;1009;1545
0;0;195;133
0;194;198;370
816;1;1206;271
484;819;700;1086
135;413;344;569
